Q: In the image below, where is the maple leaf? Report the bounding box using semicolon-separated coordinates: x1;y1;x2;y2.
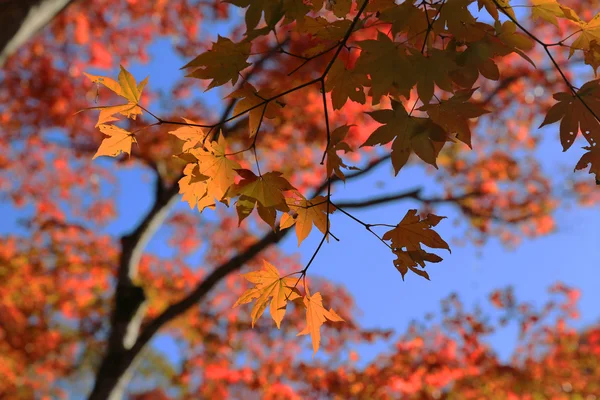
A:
361;100;448;173
325;59;367;110
383;210;450;280
355;32;416;103
226;0;285;32
409;49;458;104
584;41;600;76
178;163;215;212
433;0;487;43
83;103;142;127
419;88;490;148
85;65;148;102
117;65;148;104
571;14;600;57
326;0;352;18
325;125;358;181
477;0;514;21
178;136;241;211
539;80;600;151
168;119;206;152
494;21;535;66
575;146;600;184
379;1;429;38
226;83;281;137
297;16;352;42
297;288;344;355
82;66;148;125
233;260;300;328
281;195;336;246
182;36;251;90
93;124;137;159
225;169;295;227
529;0;569;27
451;38;501;88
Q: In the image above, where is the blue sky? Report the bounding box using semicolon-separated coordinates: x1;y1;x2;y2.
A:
2;2;600;381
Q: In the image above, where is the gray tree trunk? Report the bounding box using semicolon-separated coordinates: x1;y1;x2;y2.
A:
0;0;73;67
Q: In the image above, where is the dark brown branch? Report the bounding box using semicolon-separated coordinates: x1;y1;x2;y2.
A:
335;190;480;209
88;41;288;400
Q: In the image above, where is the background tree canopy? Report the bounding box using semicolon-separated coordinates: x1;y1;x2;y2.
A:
1;0;600;398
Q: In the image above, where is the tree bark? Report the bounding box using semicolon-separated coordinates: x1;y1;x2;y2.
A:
0;0;73;66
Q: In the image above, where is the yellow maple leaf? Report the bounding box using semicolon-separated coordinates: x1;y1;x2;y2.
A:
233;260;300;328
93;124;137;159
282;195;336;246
297;287;344;355
178;163;215;211
177;136;241;212
169;119;206;152
82;65;148;126
193;136;241;201
571;14;600;57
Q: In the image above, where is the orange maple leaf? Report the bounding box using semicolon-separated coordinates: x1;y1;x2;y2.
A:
233;260;300;328
93;124;137;159
297;287;344;355
281;195;336;246
383;210;450;280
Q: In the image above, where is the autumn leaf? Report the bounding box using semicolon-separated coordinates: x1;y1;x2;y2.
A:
325;125;359;181
539;80;600;151
225;169;295;227
361;100;448;173
419;88;490;148
93;124;137;159
325;59;366;110
477;0;514;21
118;65;148;103
571;14;600;56
575;146;600;184
226;83;281;137
529;0;569;26
355;32;415;103
178;163;215;212
433;0;486;42
378;1;429;38
383;210;450;280
226;0;284;32
494;21;535;66
297;288;344;355
233;260;300;328
182;36;252;90
408;49;458;104
451;39;501;88
82;66;147;126
297;16;352;42
178;136;241;211
85;65;148;102
282;195;336;246
169;119;206;152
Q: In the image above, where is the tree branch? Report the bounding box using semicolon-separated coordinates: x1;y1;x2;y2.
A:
0;0;74;66
88;40;288;400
